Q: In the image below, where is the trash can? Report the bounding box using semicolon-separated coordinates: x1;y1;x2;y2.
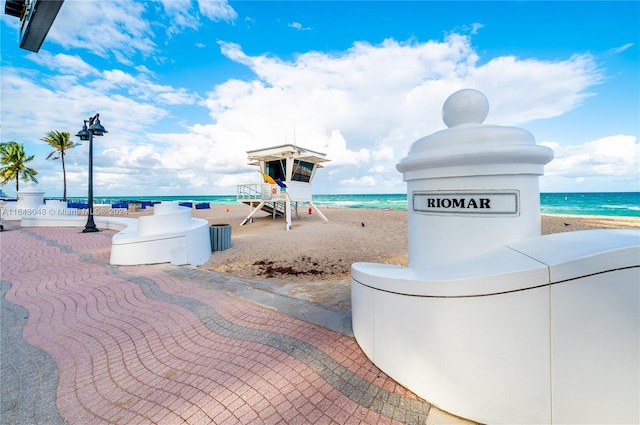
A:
210;224;232;251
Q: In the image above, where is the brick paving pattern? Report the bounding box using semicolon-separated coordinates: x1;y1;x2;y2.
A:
0;221;437;424
1;279;66;425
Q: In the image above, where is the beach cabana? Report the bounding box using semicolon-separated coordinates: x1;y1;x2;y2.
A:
237;144;329;230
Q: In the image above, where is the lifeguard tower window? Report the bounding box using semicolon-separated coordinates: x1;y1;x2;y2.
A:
292;160;313;182
266;160;286;181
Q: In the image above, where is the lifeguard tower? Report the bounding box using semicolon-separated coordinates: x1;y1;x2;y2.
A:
237;144;329;230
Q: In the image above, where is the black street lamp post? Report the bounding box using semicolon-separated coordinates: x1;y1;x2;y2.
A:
75;114;107;233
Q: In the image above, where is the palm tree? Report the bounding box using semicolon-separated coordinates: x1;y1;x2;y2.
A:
0;141;38;193
42;130;79;201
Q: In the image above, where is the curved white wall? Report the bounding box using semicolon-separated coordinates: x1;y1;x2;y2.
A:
352;230;640;424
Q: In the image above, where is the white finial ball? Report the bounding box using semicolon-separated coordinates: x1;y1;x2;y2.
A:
442;89;489;127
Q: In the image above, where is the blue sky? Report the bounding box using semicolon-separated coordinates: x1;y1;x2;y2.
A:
1;0;638;198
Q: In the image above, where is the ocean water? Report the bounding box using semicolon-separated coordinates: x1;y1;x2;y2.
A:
316;193;640;217
59;192;639;217
539;192;639;217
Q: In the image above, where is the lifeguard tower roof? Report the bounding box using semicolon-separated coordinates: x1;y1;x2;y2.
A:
246;144;329;166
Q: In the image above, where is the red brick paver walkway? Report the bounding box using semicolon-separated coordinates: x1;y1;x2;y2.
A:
1;222;449;424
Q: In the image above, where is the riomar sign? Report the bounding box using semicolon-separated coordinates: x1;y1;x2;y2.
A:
413;191;519;216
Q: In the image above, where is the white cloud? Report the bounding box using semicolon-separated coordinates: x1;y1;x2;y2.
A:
541;135;638;177
189;36;605;194
470;23;484;35
149;125;250;174
47;0;235;63
608;43;634;55
3;21;627;196
323;131;370;166
99;69;199;105
157;0;236;35
289;22;311;31
373;147;395;162
99;145;163;169
102;69;138;86
44;33;606;196
0;64;169;156
49;1;156;62
216;172;256;188
540;135;639;191
159;0;200;34
342;176;378;187
27;52;99;77
197;0;237;21
470;54;603;124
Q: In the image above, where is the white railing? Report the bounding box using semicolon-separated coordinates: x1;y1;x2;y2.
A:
237;184;261;200
237;184;288;201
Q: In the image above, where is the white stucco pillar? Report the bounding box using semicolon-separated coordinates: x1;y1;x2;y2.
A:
396;89;554;267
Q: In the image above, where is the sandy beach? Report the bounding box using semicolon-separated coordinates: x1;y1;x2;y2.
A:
177;204;640;284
